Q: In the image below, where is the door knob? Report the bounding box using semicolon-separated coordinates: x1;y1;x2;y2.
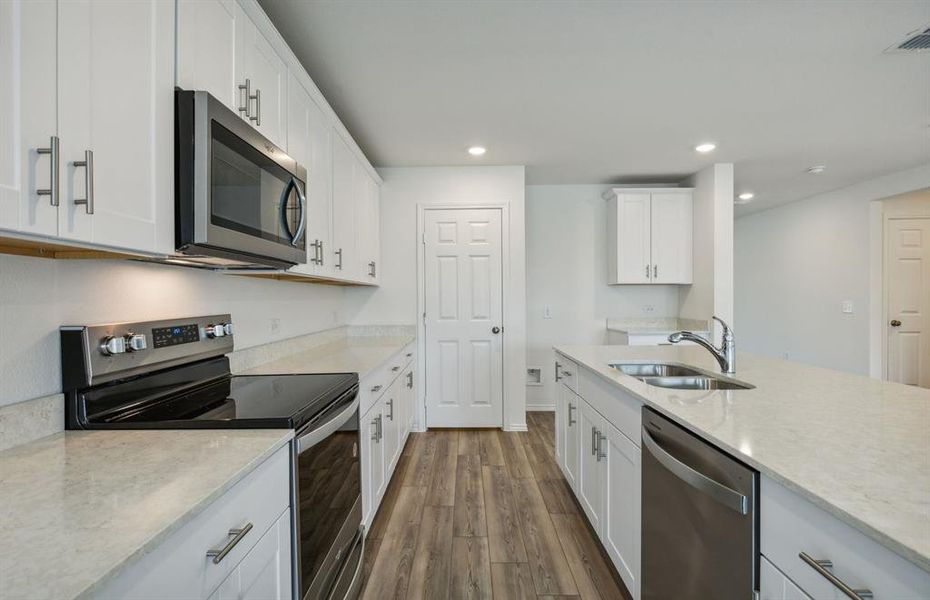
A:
491;326;501;334
890;319;902;327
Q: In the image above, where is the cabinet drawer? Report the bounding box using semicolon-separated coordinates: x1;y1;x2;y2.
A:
555;354;580;394
97;445;291;599
578;367;641;447
761;477;930;599
358;344;415;416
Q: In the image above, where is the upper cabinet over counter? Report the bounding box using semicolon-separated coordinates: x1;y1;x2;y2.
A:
1;0;380;286
603;187;693;285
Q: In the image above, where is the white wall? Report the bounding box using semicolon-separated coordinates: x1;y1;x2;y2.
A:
345;166;527;430
0;255;345;406
679;163;734;334
735;164;930;375
524;185;680;409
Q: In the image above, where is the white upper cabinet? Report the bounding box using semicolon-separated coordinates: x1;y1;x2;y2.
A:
57;0;174;253
331;130;359;280
238;15;287;149
177;0;287;149
605;188;693;285
176;0;242;112
286;73;333;278
0;0;59;238
356;167;380;283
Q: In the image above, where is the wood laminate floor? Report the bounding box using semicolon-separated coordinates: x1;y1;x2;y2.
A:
361;412;633;600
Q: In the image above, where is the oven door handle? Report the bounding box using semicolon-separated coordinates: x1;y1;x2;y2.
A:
297;393;359;454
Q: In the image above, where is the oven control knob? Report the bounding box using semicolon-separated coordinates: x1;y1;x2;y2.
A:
222;323;234;336
206;324;225;338
101;336;127;356
126;333;147;352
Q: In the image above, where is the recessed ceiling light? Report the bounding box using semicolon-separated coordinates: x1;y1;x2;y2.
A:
736;192;755;202
694;142;716;153
468;146;486;156
807;165;827;174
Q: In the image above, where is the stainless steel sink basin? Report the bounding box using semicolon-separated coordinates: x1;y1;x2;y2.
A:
610;363;755;390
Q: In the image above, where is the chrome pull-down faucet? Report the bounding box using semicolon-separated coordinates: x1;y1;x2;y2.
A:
668;316;736;374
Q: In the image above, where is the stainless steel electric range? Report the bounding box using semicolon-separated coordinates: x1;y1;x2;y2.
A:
61;315;363;600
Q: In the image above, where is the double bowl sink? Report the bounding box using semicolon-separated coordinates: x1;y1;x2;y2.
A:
610;362;755;390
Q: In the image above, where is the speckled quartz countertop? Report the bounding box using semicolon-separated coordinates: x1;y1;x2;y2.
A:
238;334;414;378
553;344;930;571
0;429;293;600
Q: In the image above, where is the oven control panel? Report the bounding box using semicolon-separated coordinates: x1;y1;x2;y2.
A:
61;315;235;390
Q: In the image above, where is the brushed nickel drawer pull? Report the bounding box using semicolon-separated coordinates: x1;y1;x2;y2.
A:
371;385;383;393
391;366;400;372
206;522;253;564
799;552;873;599
36;135;59;206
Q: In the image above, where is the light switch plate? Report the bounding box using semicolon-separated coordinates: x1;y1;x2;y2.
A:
842;300;854;314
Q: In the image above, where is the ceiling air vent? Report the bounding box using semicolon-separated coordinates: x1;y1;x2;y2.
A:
885;24;930;53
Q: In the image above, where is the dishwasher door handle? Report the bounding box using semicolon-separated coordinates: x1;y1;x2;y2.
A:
642;426;748;515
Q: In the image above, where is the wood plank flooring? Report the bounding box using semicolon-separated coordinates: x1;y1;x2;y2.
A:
361;412;632;600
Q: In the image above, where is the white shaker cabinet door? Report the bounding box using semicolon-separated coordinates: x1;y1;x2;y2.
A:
608;192;652;284
176;0;242;113
286;74;332;276
0;0;58;237
602;422;641;599
577;400;604;532
57;0;174;254
331;130;359;280
361;403;384;527
209;509;292;600
650;191;692;284
239;16;287;149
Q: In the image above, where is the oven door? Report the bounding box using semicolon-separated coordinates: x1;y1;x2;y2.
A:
294;388;362;600
177;90;307;267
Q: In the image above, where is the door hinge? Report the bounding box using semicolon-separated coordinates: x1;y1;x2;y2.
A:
422;312;426;324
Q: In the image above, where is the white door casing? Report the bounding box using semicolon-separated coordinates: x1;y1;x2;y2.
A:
424;208;504;428
886;217;930;387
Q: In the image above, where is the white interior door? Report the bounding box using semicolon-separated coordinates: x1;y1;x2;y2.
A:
424;208;504;428
887;217;930;387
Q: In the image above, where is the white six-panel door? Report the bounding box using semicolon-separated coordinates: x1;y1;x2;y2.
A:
424;208;504;427
887;217;930;387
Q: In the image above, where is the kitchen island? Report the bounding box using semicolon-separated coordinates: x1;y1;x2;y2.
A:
553;344;930;599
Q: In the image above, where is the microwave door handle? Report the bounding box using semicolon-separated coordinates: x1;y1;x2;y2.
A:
291;178;307;246
296;394;359;454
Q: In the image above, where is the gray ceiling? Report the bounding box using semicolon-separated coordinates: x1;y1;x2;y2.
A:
259;0;930;214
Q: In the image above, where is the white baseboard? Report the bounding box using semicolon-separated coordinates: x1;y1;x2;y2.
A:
506;422;528;432
526;404;555;412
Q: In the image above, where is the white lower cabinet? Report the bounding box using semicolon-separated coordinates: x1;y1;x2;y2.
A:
360;345;416;528
602;422;641;598
760;555;811;600
554;355;644;600
96;445;291;600
208;509;292;600
577;400;605;534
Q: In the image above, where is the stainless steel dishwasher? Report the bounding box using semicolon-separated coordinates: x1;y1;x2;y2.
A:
641;407;759;599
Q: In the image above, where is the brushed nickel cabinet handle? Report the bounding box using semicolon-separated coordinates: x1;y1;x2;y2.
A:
335;248;343;270
387;398;394;420
591;426;598;456
371;417;379;440
238;79;251;116
391;366;400;372
249;88;261;126
36;136;59;206
567;403;576;426
371;385;382;393
653;265;658;278
799;552;873;599
72;150;94;214
406;372;413;388
555;361;562;382
206;522;253;564
597;431;607;461
645;264;650;278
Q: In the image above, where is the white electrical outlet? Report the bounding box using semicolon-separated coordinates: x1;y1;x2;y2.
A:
270;318;280;334
842;300;854;314
783;351;790;360
543;306;552;319
642;304;656;314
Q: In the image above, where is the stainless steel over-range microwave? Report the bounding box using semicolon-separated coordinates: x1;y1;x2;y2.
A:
175;89;307;269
